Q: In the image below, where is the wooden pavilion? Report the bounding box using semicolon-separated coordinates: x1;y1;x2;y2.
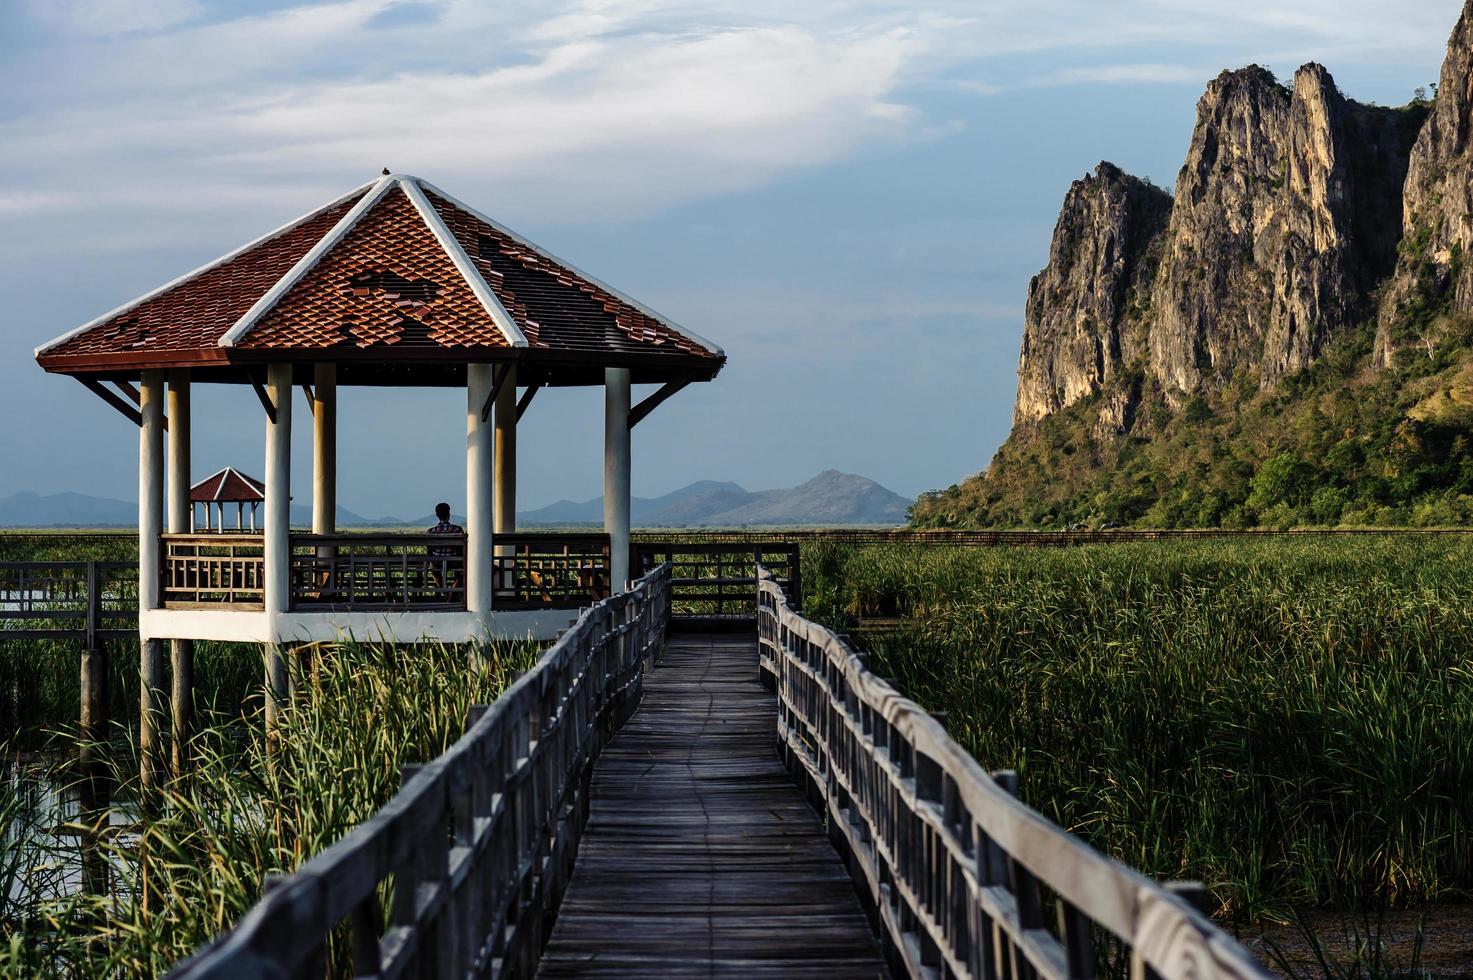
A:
190;466;265;532
35;171;724;779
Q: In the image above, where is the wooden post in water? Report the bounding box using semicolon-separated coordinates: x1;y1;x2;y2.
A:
168;370;194;777
78;560;112;895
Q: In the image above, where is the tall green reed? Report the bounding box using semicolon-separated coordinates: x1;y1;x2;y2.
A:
0;635;539;977
805;537;1473;921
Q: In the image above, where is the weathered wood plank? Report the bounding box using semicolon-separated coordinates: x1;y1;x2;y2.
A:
536;633;888;979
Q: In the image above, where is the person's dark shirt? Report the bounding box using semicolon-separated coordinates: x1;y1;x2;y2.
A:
427;519;464;557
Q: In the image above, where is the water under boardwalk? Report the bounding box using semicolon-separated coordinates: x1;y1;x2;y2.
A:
536;632;887;979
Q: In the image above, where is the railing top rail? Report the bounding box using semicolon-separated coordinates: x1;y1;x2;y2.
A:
756;565;1269;980
492;531;611;543
287;532;464;544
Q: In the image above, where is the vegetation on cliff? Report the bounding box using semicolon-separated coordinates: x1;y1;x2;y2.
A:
915;307;1473;528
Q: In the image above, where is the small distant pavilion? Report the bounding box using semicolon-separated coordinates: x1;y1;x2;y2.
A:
191;467;265;532
35;171;724;780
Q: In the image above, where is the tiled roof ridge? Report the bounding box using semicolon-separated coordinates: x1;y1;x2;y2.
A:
238;184;517;351
223;174;527;351
417;181;723;358
35;180;380;358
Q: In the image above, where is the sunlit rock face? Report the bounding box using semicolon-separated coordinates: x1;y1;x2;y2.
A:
1378;0;1473;366
1148;65;1415;399
1014;162;1170;427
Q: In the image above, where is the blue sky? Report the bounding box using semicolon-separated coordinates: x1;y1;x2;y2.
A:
0;0;1462;516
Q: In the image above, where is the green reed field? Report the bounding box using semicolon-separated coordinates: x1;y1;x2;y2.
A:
803;536;1473;922
0;596;536;976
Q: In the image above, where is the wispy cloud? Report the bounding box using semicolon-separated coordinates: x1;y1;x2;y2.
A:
0;0;1461;254
25;0;204;36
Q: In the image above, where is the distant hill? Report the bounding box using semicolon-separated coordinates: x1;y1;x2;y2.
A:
519;471;911;527
0;490;373;528
519;481;747;526
0;491;137;527
0;471;912;529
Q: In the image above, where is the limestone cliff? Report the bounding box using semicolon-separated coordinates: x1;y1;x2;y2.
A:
1377;1;1473;365
1014;63;1420;427
1014;163;1171;426
918;0;1473;530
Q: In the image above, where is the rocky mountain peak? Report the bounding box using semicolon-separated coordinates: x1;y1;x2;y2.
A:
1013;161;1171;426
1020;59;1418;429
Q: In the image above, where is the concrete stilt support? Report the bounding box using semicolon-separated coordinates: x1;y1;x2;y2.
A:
467;364;494;617
313;363;336;537
138;371;166;796
494;364;517;594
167;371;193;778
604;367;632;590
263;363;292;745
494;364;517;535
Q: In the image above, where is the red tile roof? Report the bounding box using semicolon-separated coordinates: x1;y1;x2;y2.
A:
190;467;265;503
35;174;723;380
241;185;513;351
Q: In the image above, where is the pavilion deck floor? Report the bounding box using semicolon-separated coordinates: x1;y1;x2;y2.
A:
535;631;888;979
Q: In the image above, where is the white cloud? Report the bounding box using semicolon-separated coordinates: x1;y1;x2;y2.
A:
0;190;82;214
0;0;1463;254
26;0;203;35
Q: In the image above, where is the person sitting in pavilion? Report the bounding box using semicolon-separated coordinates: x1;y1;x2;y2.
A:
426;503;464;595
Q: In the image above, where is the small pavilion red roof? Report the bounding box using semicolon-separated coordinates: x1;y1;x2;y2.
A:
190;467;265;504
35;174;723;386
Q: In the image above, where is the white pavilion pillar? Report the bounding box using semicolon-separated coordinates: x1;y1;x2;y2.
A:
166;371;194;778
604;367;631;590
263;363;292;740
466;363;495;616
138;371;166;794
494;364;517;536
312;363;337;536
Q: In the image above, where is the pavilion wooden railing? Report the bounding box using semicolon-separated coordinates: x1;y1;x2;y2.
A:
756;566;1270;980
491;533;611;610
0;561;137;642
633;541;799;620
290;534;467;611
162;534;266;608
169;562;672;980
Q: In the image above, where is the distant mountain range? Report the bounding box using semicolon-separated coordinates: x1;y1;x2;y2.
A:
0;471;912;528
519;470;911;527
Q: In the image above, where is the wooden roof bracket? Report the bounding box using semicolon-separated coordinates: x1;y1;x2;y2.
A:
516;373;545;422
480;363;512;423
77;377;142;427
299;383;315;410
251;376;277;424
629;378;692;430
76;377;169;430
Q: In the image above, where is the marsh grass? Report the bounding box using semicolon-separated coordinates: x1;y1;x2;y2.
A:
0;634;539;977
804;537;1473;921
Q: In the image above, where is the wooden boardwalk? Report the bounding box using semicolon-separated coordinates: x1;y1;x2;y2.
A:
536;632;888;979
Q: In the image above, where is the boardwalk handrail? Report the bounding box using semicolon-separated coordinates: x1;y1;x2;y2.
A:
756;565;1270;980
0;560;137;642
170;563;672;980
